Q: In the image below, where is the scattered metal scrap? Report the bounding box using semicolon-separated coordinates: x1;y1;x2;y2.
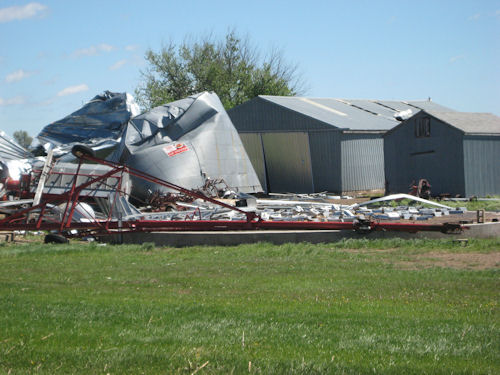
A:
0;146;467;242
145;191;195;212
144;178;236;212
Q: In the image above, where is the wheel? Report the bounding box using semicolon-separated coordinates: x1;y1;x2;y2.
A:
71;144;96;158
44;233;69;244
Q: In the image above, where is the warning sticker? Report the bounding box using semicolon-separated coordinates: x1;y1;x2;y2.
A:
163;143;189;157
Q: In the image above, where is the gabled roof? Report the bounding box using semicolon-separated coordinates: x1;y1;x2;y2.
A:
426;111;500;134
259;96;454;131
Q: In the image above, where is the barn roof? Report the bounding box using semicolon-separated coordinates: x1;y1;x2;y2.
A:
426;111;500;134
259;96;454;131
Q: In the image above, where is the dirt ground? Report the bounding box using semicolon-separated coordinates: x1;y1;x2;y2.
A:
343;247;500;270
411;210;500;225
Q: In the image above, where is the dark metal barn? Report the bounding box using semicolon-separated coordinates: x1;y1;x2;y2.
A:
384;111;500;197
229;96;452;194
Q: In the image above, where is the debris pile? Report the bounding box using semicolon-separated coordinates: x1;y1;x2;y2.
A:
0;91;484;241
126;192;468;224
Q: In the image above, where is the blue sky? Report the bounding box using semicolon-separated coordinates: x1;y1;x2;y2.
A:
0;0;499;138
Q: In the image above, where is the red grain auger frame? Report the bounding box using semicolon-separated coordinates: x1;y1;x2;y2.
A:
0;145;466;239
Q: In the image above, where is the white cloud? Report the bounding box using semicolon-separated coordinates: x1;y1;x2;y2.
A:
99;43;114;52
0;96;27;106
73;46;99;57
0;2;47;23
125;44;139;52
109;59;127;71
57;84;89;97
72;43;115;58
469;13;481;21
5;69;33;83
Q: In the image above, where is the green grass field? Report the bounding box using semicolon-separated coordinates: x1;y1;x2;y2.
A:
437;197;500;212
0;238;499;374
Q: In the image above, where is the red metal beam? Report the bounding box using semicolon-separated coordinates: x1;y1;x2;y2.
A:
0;219;466;235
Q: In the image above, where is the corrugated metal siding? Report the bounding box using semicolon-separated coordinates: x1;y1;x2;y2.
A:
308;131;342;192
463;136;500;196
384;112;465;196
238;133;267;193
341;134;385;192
261;132;314;193
228;97;334;132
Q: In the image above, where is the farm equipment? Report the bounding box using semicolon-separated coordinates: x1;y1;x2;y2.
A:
0;145;465;242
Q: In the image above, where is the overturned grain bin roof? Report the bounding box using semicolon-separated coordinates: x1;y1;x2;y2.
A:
38;91;140;146
111;91;262;200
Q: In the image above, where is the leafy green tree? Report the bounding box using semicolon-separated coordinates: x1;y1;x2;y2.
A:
135;30;305;110
13;130;33;149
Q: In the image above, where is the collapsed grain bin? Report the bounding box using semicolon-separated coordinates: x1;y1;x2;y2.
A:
36;91;262;201
109;91;262;200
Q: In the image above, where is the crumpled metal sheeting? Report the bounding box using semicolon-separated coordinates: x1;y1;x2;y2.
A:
54;139;120;161
3;159;33;180
0;131;32;161
124;139;206;201
0;130;33;195
38;91;140;146
110;94;219;160
110;92;263;201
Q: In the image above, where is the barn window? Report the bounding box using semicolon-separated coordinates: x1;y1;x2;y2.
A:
415;117;430;137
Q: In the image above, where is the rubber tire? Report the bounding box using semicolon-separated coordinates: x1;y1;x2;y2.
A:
44;233;69;244
71;144;96;158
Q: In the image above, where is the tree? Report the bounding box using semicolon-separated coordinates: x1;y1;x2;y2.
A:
13;130;32;149
135;30;305;110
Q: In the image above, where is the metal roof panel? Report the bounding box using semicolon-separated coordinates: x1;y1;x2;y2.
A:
427;111;500;134
260;96;398;130
258;96;457;132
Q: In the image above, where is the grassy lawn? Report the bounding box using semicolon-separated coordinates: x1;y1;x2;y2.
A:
0;238;498;374
439;198;500;212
